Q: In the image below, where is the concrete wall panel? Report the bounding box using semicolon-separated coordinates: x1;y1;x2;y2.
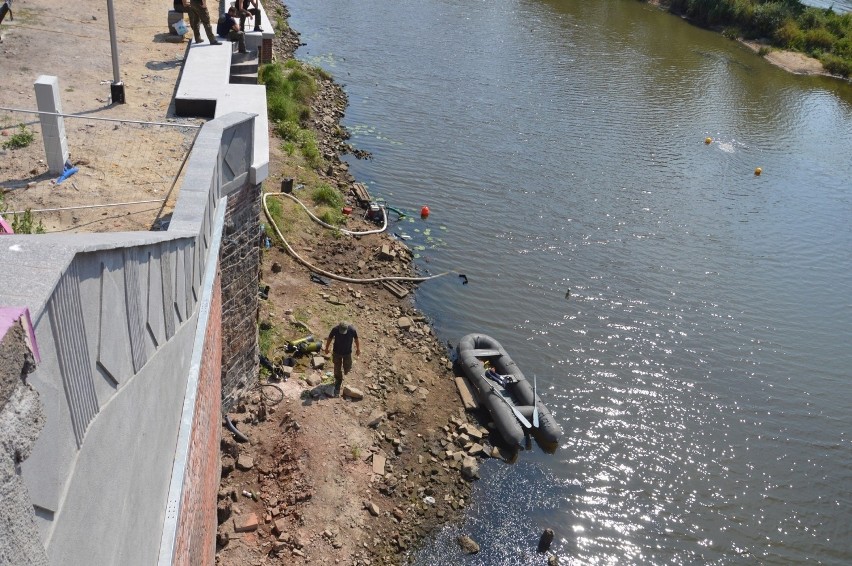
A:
45;317;196;566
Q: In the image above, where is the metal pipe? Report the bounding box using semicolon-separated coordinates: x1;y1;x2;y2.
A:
106;0;121;85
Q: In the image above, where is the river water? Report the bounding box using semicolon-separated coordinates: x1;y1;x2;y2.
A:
286;0;852;563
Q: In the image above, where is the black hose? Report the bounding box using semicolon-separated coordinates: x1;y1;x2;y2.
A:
225;414;250;443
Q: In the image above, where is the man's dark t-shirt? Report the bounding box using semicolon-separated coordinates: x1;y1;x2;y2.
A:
327;325;358;355
217;13;236;38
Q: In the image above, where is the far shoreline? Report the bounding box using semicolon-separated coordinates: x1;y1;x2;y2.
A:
644;0;842;80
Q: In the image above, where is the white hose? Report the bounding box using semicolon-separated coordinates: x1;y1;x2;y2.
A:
262;191;452;284
276;190;388;236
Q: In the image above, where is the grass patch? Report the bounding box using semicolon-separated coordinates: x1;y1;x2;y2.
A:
318;208;346;227
312;184;344;208
260;60;327;168
259;319;280;358
264;195;284;241
2;125;35;150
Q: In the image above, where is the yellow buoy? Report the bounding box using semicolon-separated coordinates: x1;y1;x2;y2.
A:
754;167;762;176
705;137;712;145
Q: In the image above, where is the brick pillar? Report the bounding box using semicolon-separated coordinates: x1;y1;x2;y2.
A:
261;38;273;64
219;182;261;411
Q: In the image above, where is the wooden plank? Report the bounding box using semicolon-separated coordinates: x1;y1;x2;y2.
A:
382;280;409;298
351;182;372;207
455;376;479;410
470;348;502;358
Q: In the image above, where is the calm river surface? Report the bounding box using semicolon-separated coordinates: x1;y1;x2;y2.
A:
287;0;852;563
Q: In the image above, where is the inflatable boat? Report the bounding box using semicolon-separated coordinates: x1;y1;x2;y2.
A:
456;333;562;450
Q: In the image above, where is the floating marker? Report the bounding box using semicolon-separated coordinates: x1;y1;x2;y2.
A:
420;206;430;219
705;137;712;144
754;167;762;176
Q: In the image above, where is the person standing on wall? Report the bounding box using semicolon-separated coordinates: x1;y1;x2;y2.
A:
324;321;360;397
184;0;220;45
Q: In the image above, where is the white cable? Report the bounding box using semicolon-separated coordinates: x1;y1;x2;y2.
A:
262;191;452;284
276;190;388;235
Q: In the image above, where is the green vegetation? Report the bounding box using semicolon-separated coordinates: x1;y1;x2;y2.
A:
2;124;35;150
264;195;284;241
318;209;346;227
661;0;852;76
311;183;346;227
260;60;327;169
259;320;278;357
311;183;344;208
11;210;46;234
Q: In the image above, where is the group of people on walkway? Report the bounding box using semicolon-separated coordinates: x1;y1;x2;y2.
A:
182;0;263;54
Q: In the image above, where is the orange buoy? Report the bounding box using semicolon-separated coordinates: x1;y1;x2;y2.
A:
754;167;762;176
705;137;712;144
420;206;430;219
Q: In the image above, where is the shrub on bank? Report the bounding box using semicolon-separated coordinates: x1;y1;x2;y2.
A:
312;184;343;208
260;61;326;168
655;0;852;77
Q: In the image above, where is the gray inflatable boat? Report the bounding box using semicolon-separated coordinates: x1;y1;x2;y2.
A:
457;333;562;450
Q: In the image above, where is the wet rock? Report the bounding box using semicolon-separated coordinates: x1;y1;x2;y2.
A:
461;456;480;480
548;554;560;566
538;528;555;553
457;535;480;554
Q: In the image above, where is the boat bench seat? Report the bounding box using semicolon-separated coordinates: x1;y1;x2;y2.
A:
471;348;502;358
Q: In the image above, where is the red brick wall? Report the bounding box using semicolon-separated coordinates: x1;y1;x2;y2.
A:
172;271;222;566
261;38;273;64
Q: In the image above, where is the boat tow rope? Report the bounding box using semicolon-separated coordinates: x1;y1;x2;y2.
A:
262;191;457;285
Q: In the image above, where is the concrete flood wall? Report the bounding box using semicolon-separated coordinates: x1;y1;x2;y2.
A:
0;112;260;564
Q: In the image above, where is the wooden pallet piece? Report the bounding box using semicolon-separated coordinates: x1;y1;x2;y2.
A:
381;280;409;298
455;376;479;410
351;182;372;208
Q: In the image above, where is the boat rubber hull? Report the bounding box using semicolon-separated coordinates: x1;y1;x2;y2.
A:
457;333;562;449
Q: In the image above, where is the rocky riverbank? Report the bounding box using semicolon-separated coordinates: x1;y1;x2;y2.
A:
212;5;521;565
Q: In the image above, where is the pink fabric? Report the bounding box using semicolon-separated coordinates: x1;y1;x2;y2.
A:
0;308;40;363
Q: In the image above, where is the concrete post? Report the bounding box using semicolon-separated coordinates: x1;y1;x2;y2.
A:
33;76;70;175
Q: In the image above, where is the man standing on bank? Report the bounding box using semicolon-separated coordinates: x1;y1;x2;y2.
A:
324;321;360;397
